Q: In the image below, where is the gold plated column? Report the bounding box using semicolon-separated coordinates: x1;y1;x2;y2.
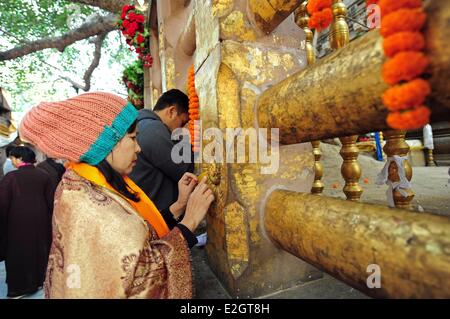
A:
383;130;414;209
427;149;436;166
296;2;324;194
329;0;362;200
265;191;450;298
311;141;325;194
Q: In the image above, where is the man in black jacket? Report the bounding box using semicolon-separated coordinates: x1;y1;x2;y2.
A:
129;89;193;211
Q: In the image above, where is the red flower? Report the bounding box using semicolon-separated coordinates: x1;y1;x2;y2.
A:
382;79;431;111
382;51;429;85
135;15;145;23
120;12;126;20
122;20;130;28
136;34;145;44
122;5;134;14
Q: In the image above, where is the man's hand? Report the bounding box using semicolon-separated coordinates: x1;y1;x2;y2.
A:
180;179;215;232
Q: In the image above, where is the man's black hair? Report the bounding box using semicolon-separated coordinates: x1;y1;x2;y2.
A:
95;120;140;202
5;145;16;157
10;146;36;164
153;89;189;114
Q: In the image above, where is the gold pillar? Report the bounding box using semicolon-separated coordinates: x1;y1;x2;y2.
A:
311;141;325;194
248;0;303;34
257;0;450;144
383;130;414;209
340;136;363;201
295;2;324;194
265;191;450;298
329;0;362;200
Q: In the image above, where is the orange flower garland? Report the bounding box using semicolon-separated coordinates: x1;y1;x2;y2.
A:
307;0;333;31
381;51;429;85
382;79;430;112
188;65;201;153
369;0;431;130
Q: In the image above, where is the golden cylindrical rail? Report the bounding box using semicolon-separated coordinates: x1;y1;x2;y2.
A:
328;0;363;201
265;191;450;298
340;136;363;201
257;0;450;145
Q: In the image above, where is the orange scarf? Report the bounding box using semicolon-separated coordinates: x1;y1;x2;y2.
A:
67;162;170;238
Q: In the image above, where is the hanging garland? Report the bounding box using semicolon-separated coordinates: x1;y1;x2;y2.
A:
371;0;431;130
119;5;153;68
188;65;200;153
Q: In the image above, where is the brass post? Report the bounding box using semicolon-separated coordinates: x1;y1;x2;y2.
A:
295;2;316;65
295;2;324;194
383;130;414;209
329;0;362;200
339;136;363;201
311;141;325;194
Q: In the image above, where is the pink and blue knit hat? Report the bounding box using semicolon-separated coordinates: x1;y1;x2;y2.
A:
19;92;138;165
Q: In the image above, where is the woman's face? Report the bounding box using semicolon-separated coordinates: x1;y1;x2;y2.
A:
106;129;141;176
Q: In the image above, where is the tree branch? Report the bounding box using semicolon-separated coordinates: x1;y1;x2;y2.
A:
68;0;130;14
0;14;117;61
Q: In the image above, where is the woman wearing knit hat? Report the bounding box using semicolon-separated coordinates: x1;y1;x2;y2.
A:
19;92;214;298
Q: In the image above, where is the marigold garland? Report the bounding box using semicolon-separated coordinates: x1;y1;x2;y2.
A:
188;65;201;153
372;0;432;130
307;0;333;31
382;79;431;112
380;9;426;38
308;8;333;31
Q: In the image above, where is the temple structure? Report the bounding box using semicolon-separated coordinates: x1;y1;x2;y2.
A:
143;0;450;298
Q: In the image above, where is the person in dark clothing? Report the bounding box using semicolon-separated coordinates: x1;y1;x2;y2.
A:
0;146;54;298
36;157;66;192
129;89;193;211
